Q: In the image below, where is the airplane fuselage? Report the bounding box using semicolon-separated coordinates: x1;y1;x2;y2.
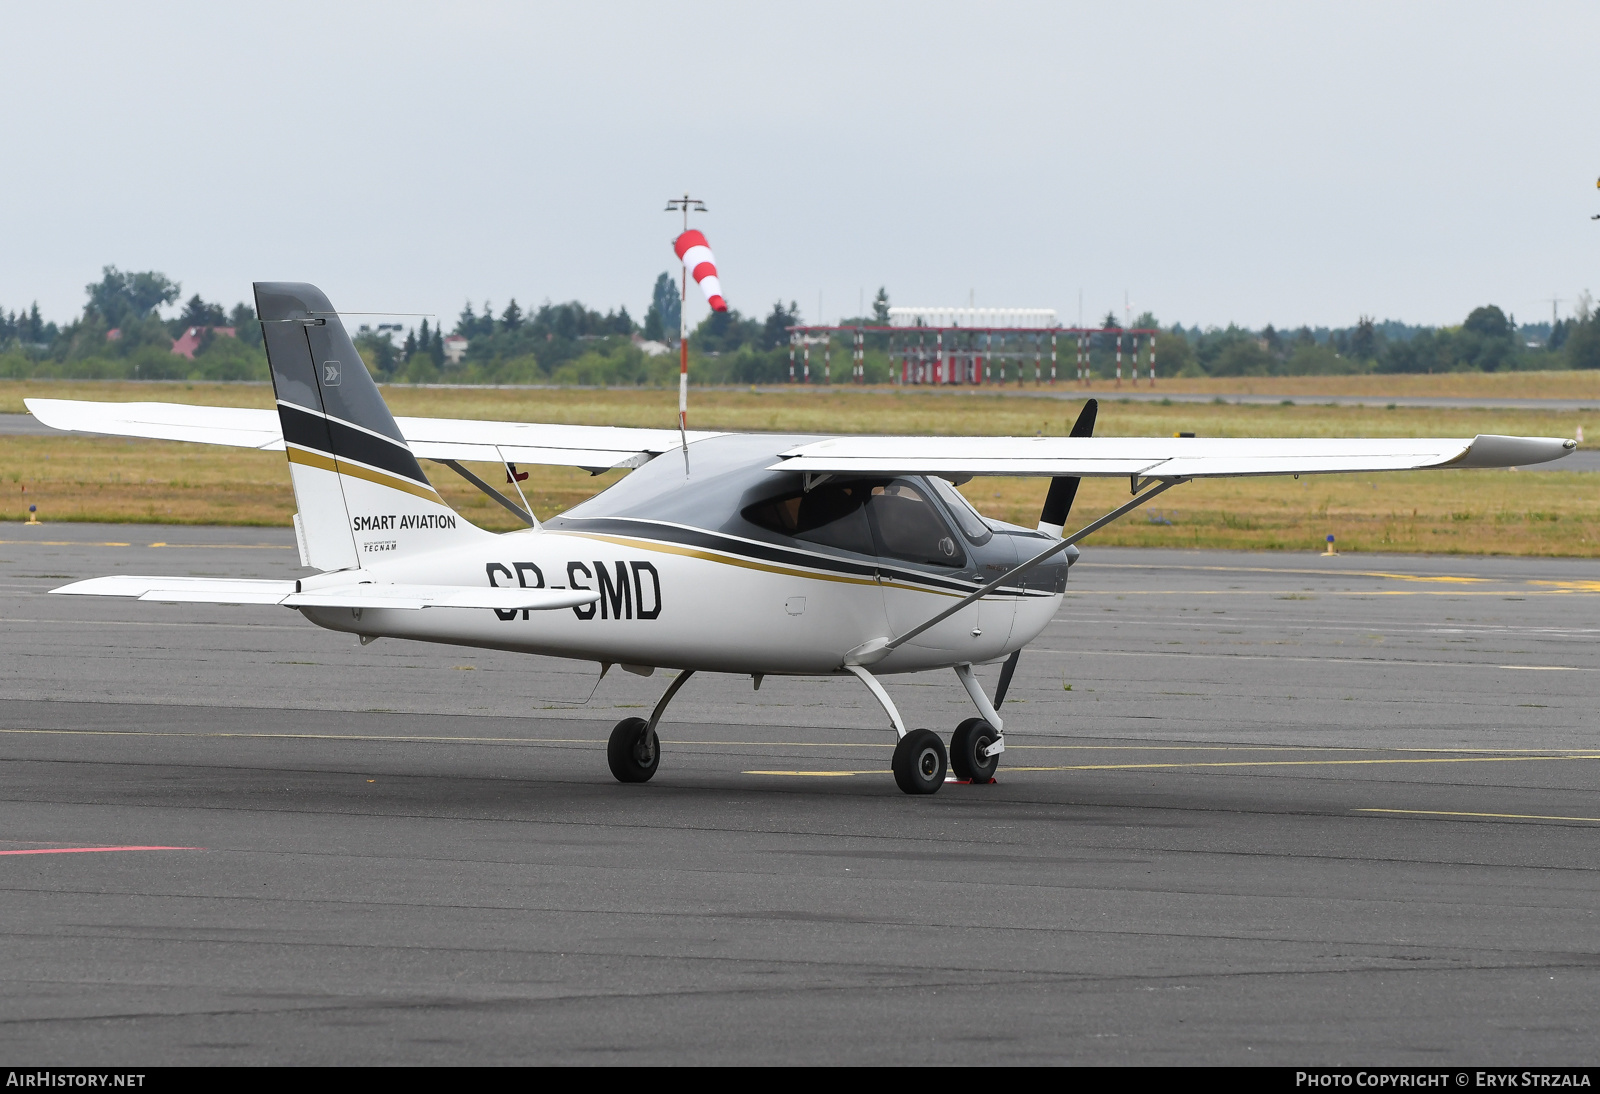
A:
298;434;1072;676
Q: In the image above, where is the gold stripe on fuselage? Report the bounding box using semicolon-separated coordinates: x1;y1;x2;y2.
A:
555;529;1032;600
285;445;442;503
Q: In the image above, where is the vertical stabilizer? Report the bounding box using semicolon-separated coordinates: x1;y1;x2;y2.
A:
254;282;487;570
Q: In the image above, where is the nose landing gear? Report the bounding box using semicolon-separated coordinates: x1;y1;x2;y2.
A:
949;717;1000;783
846;661;1010;795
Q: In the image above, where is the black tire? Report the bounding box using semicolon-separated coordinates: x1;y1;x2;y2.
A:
950;717;1000;783
607;717;659;783
892;729;947;795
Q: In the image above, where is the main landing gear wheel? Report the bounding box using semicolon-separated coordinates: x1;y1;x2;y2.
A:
607;717;659;783
949;718;1000;784
892;729;948;795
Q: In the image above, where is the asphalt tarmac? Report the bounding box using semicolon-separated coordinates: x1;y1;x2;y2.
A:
2;523;1599;1065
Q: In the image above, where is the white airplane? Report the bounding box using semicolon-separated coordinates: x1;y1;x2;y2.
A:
28;282;1576;795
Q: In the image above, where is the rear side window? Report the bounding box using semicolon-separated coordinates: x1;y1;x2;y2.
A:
743;480;875;555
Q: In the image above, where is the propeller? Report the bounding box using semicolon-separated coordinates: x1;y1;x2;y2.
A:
998;399;1098;712
1037;398;1097;537
994;648;1021;709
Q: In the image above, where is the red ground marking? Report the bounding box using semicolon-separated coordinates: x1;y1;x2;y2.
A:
0;846;202;856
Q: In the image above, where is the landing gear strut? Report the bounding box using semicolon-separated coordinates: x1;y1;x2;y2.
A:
606;670;695;785
846;664;948;796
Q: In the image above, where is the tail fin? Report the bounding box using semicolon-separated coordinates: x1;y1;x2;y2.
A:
254;282;487;570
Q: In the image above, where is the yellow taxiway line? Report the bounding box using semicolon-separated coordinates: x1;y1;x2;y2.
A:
1004;753;1600;772
1358;808;1600;824
1063;589;1597;597
0;539;290;549
747;753;1600;778
745;770;888;777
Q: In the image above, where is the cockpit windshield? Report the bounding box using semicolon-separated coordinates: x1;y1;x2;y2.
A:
925;476;994;545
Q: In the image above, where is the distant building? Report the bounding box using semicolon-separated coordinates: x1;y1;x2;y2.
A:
443;334;469;365
171;326;236;359
105;328;122;341
356;322;406;345
632;334;671;357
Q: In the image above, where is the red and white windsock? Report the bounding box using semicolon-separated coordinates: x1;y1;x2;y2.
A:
674;230;728;312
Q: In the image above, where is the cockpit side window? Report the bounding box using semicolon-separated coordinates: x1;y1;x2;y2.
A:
742;480;876;555
867;479;965;567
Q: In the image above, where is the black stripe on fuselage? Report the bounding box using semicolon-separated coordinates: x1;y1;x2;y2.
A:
278;402;429;486
551;516;1054;598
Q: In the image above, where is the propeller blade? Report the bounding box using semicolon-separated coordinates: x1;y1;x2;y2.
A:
994;649;1021;710
1037;398;1097;536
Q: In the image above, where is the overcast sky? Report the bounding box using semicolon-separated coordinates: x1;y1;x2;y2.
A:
3;1;1596;332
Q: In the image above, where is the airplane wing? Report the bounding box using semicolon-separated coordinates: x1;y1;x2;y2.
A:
51;574;598;611
24;399;723;471
25;398;1575;477
768;434;1576;477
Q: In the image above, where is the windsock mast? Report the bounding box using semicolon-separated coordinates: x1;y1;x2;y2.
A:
665;193;725;473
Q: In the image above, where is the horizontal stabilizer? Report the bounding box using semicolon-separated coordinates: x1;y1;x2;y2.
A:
51;575;597;612
27;400;285;450
284;585;596;611
51;576;298;602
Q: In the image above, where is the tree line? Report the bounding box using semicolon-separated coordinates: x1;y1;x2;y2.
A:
0;267;265;381
4;267;1597;385
1149;301;1600;377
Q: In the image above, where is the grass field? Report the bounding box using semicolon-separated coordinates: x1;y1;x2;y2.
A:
1073;371;1600;401
4;379;1595;556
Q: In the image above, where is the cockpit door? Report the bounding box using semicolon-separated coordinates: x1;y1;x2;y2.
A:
869;478;1015;655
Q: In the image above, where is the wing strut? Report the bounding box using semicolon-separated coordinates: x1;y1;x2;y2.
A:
431;459;535;527
845;476;1186;667
494;445;539;529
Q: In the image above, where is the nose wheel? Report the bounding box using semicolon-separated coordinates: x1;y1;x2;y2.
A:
892;729;948;794
607;717;659;783
949;717;1000;783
